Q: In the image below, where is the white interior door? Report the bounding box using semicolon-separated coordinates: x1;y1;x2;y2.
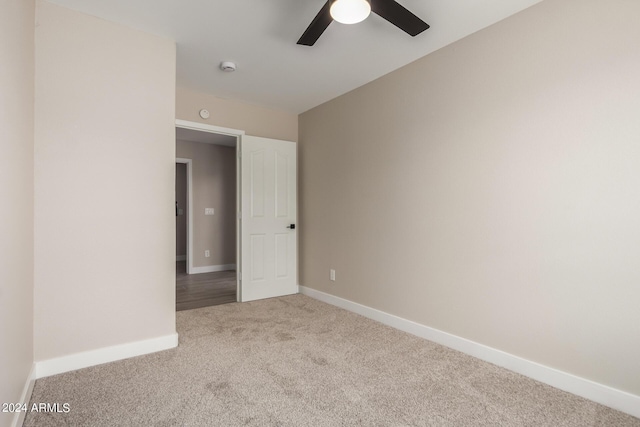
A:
240;135;297;302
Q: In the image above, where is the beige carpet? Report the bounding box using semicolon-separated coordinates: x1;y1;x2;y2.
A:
25;294;639;426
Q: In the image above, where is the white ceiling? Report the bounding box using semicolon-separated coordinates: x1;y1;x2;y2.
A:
46;0;541;114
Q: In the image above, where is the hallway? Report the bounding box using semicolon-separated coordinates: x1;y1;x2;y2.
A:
176;261;236;311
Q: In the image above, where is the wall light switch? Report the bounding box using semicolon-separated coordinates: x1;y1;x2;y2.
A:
205;250;210;258
330;269;336;281
205;208;215;215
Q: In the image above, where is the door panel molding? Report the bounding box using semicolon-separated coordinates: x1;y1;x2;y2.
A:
240;136;297;302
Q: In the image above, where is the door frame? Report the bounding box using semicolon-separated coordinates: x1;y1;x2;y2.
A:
175;158;192;273
175;119;245;301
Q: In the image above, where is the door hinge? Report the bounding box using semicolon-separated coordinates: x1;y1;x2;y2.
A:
237;211;242;219
238;272;242;281
238;151;242;159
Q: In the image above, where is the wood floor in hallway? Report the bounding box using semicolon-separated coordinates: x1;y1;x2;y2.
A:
176;261;236;311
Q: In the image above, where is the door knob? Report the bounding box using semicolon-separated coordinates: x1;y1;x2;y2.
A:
286;224;296;229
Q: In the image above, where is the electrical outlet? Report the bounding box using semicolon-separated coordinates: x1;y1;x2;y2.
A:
330;269;336;281
205;250;210;258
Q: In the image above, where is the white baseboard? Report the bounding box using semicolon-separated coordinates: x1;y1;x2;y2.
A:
299;285;640;419
11;363;36;427
35;333;179;379
191;264;236;274
176;255;186;261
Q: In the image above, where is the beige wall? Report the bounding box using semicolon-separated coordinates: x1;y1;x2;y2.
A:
175;163;187;257
299;0;640;396
176;87;298;142
0;0;35;421
176;140;236;268
34;1;176;361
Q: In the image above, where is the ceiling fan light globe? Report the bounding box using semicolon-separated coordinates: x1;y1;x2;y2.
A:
330;0;371;24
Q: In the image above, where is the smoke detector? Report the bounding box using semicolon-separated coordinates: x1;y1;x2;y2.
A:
220;61;237;72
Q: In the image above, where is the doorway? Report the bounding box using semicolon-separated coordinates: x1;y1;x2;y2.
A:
175;119;298;307
175;124;240;311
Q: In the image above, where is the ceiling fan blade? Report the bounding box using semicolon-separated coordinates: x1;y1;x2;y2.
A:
297;0;334;46
370;0;429;36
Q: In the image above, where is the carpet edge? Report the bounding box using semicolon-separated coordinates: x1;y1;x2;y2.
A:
35;333;179;379
299;285;640;419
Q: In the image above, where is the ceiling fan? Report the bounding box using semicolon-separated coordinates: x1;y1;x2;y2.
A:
297;0;430;46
